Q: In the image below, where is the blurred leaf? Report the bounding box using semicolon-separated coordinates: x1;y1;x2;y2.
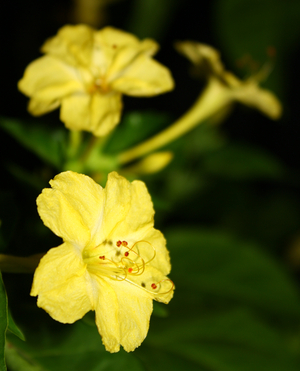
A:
213;0;300;96
104;111;171;154
0;117;67;168
0;272;8;371
6;319;145;371
127;0;181;40
0;192;18;252
138;309;299;371
202;143;284;180
165;228;300;319
7;311;24;341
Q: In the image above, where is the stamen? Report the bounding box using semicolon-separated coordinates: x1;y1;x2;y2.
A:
151;283;157;289
124;252;129;257
99;256;105;260
128;268;133;273
116;240;122;247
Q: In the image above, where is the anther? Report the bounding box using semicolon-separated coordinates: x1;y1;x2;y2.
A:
99;256;105;260
128;268;133;273
124;252;129;257
151;283;157;290
116;240;122;247
122;241;128;247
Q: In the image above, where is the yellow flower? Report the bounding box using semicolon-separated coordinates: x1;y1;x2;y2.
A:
31;171;174;352
175;41;282;120
18;25;174;137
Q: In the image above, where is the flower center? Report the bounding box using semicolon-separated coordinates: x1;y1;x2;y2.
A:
83;239;173;296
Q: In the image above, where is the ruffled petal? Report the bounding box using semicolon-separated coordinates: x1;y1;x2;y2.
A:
37;171;104;247
41;24;95;67
60;92;122;136
94;276;153;352
110;55;174;96
18;56;84;116
31;242;93;323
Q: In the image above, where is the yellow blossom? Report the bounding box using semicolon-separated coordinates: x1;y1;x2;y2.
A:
31;171;174;352
175;41;282;119
18;25;174;137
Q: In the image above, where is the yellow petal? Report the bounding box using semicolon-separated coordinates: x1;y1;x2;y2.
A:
37;171;104;247
60;92;122;136
110;54;174;96
231;79;283;120
31;242;93;323
100;173;153;242
94;276;153;352
41;24;94;67
175;41;225;77
101;173;171;276
18;56;84;116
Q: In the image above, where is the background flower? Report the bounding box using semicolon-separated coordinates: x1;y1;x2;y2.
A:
18;25;174;136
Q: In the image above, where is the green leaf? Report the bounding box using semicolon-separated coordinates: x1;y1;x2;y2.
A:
165;228;300;319
0;117;67;168
0;272;8;371
6;319;145;371
138;309;299;371
104;111;171;154
7;311;25;341
202;143;284;180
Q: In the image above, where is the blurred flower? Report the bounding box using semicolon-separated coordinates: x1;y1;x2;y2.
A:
123;151;173;175
175;41;282;119
18;25;174;137
31;171;174;352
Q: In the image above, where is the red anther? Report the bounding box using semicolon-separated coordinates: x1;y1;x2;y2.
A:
124;252;129;257
151;283;157;289
99;256;105;260
122;241;128;247
116;240;122;247
128;268;133;273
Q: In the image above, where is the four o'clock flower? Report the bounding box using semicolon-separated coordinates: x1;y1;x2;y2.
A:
18;25;174;137
31;171;174;352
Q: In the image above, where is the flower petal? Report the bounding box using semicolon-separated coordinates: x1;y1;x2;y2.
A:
231;79;283;119
31;242;93;323
99;173;154;244
41;24;95;67
94;276;153;352
37;171;105;247
60;92;122;136
110;55;174;96
18;56;84;116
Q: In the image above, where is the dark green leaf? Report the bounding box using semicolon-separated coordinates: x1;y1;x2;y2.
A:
202;143;284;180
7;319;145;371
0;273;8;371
165;228;300;319
104;111;171;154
0;117;67;168
0;192;18;252
7;311;25;341
138;309;299;371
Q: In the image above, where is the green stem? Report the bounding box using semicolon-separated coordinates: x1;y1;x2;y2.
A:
0;254;44;273
67;130;82;159
117;78;232;165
